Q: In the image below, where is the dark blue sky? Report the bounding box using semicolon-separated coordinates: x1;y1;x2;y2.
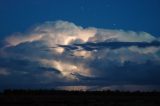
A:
0;0;160;39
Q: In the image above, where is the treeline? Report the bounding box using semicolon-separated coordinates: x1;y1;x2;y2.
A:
1;89;160;106
1;89;160;96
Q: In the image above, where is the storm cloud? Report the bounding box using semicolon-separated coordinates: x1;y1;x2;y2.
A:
0;20;160;91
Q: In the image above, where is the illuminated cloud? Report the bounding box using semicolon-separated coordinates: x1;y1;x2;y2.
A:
40;59;92;80
93;29;156;42
0;20;160;91
5;21;96;53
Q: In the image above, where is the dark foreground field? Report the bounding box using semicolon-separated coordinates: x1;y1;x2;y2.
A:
0;90;160;106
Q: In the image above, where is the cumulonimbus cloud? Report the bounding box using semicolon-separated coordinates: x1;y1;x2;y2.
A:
0;20;160;91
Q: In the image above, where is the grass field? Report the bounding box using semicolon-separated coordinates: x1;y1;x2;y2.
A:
0;90;160;106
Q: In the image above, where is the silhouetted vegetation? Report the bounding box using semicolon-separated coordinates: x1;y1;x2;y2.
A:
0;89;160;106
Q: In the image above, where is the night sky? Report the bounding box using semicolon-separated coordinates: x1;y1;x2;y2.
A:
0;0;160;91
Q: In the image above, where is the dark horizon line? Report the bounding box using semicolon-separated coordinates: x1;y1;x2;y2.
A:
1;89;160;94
